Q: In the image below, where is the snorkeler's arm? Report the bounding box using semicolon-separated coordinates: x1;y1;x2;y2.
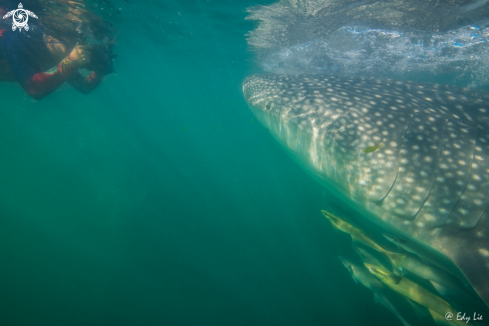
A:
65;70;103;94
6;41;90;100
20;55;79;100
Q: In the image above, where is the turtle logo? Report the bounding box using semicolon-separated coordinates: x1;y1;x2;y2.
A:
2;3;38;32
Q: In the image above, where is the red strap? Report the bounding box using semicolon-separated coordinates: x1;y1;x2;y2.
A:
0;29;5;37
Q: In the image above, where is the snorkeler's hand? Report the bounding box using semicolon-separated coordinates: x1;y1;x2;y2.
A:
69;43;92;67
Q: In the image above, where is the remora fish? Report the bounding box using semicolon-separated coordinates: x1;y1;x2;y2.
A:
322;210;406;269
382;233;459;276
353;244;404;276
366;264;473;326
383;234;472;297
363;236;472;299
243;74;489;306
339;256;413;326
353;246;438;321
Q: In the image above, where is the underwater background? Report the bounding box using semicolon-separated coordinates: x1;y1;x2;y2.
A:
1;0;487;325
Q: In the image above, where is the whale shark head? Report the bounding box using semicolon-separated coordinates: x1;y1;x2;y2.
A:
243;74;489;307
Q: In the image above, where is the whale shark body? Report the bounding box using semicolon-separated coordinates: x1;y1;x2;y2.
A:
243;74;489;307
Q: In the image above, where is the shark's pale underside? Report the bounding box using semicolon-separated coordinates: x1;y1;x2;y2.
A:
243;74;489;306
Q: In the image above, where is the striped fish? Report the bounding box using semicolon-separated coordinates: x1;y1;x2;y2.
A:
363;144;384;153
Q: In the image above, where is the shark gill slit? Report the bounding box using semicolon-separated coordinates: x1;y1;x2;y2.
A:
412;118;450;221
468;130;489;229
376;111;418;205
439;126;480;228
473;200;489;230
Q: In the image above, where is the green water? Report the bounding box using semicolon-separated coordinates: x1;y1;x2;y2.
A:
0;1;416;325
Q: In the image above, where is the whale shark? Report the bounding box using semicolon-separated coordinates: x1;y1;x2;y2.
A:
243;74;489;307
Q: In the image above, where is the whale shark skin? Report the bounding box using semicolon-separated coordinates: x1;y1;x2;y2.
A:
243;74;489;307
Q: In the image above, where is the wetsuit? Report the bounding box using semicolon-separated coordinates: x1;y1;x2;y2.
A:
0;28;102;100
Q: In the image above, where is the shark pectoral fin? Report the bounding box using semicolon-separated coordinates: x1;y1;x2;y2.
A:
385;251;406;270
429;309;453;326
405;298;430;320
430;280;451;296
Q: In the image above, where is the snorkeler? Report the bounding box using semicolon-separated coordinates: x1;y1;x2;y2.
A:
0;24;115;100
